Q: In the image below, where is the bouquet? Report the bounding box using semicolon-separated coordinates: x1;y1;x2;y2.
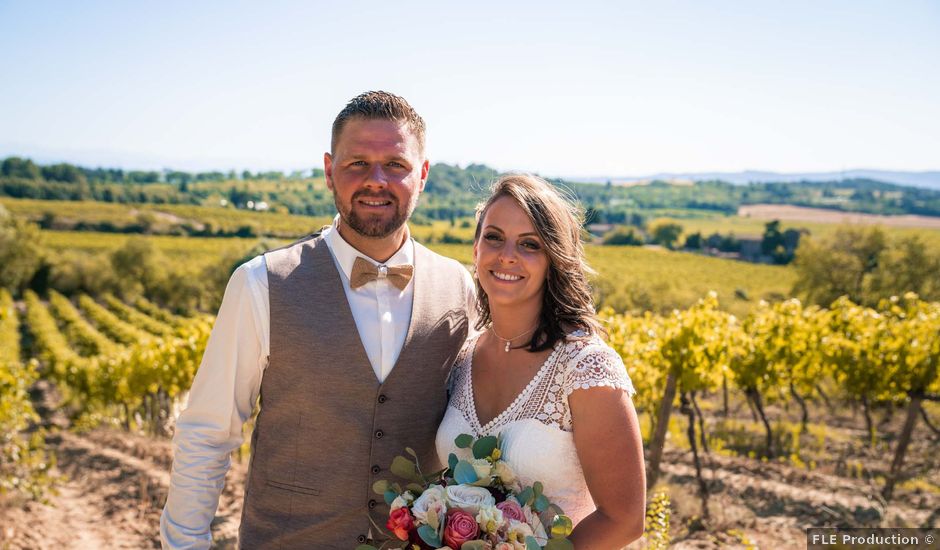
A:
357;433;573;550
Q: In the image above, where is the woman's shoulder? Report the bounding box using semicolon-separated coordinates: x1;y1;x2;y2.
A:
558;330;635;397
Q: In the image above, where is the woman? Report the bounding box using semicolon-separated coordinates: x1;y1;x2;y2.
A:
436;174;646;548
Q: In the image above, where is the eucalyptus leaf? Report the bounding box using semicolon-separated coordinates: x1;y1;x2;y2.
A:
355;545;379;550
391;456;420;482
416;525;442;547
545;539;575;550
372;479;389;495
462;541;488;550
454;460;479;485
533;481;544;496
383;489;398;505
406;483;425;494
471;435;498;459
448;453;458;471
405;447;418;460
455;433;474;449
551;515;574;537
534;493;550;512
516;487;534;506
525;536;542;550
427;508;439;531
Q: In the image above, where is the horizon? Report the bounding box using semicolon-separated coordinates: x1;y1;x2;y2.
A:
2;1;938;177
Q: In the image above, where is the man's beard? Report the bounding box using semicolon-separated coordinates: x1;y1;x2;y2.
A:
336;192;417;238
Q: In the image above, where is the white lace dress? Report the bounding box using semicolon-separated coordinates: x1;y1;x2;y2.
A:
435;331;635;525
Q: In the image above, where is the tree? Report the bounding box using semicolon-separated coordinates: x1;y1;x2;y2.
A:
1;157;41;179
649;221;683;249
0;204;44;293
791;226;887;306
602;226;645;246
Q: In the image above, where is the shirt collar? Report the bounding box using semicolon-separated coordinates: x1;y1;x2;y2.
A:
324;214;415;281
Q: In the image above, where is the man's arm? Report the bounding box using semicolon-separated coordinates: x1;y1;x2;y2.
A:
160;260;268;550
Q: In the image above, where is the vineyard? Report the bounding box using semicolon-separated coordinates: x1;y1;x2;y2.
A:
1;284;939;548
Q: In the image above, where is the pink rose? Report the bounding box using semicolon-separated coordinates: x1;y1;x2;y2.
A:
386;506;415;541
443;509;480;548
496;499;525;523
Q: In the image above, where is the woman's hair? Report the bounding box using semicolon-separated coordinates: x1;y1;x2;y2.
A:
473;173;602;351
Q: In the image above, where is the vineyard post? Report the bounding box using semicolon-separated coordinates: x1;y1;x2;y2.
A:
883;392;922;501
647;369;677;489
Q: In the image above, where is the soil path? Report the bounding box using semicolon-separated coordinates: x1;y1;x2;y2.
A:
0;428;245;549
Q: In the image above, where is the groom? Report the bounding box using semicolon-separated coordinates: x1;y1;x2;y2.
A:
161;91;474;549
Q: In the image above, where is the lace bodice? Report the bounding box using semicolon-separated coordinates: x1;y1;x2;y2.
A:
446;330;635;434
436;330;635;525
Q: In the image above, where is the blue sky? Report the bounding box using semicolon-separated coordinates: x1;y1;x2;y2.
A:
1;0;937;177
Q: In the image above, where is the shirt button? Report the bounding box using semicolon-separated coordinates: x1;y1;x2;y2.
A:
371;465;381;474
377;394;387;404
357;535;366;543
375;430;384;439
368;499;377;509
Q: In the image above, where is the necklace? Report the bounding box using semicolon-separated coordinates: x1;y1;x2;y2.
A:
490;323;538;352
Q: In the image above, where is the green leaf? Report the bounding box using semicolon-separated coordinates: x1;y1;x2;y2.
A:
516;487;534;506
471;435;498;459
383;489;398;505
545;539;575;550
533;481;544;496
372;479;389;495
417;524;442;547
462;541;488;550
448;453;459;472
405;483;425;494
525;536;542;550
355;546;379;550
390;456;420;482
455;433;474;449
551;515;573;538
534;493;550;512
454;460;478;484
405;447;418;460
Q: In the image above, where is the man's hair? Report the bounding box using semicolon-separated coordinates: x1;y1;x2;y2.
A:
472;174;603;352
331;91;426;154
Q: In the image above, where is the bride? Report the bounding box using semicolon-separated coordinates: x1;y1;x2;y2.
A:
436;174;646;548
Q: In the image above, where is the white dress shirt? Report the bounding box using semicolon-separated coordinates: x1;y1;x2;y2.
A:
160;218;475;549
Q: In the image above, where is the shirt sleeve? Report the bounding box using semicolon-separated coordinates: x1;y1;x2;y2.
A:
562;338;636;398
160;258;268;549
461;265;478;329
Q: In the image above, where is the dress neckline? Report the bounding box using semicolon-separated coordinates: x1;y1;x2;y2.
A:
466;332;563;435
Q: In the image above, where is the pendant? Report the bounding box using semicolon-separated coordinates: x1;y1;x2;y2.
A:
504;340;511;352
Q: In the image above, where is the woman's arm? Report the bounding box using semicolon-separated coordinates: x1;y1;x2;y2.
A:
567;385;646;549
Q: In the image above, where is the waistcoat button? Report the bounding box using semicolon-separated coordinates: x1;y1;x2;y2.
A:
368;499;377;509
377;394;387;404
371;465;381;474
357;535;366;543
375;429;384;439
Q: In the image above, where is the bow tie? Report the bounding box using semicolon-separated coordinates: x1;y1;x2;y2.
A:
349;256;414;291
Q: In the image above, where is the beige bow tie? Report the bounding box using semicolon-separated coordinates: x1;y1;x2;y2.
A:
349;256;414;291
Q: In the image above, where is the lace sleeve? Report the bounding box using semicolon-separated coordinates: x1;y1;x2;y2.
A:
562;339;636;398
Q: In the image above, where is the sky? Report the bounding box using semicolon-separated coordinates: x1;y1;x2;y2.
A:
1;0;938;178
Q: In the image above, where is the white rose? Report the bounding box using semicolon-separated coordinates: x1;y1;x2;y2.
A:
445;484;495;515
471;458;493;482
506;519;535;542
475;504;504;534
390;490;414;511
411;485;447;524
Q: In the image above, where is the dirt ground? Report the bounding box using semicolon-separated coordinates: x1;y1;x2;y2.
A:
1;419;937;549
737;204;940;229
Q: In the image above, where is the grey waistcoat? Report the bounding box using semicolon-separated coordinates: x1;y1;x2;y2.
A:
238;233;470;549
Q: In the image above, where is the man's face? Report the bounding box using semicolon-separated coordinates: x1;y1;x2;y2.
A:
324;118;428;239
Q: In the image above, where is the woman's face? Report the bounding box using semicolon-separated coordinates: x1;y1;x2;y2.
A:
474;196;551;312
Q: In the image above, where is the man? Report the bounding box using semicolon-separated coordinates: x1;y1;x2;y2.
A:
161;91;474;548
